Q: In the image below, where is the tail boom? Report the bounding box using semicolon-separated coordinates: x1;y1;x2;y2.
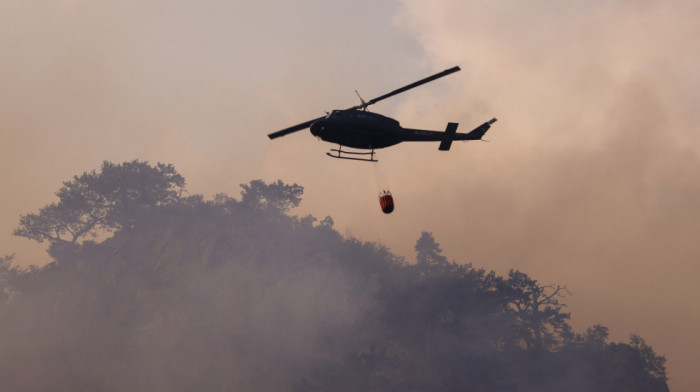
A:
456;118;497;143
398;118;497;150
438;118;498;151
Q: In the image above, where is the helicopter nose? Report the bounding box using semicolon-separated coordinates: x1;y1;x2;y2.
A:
310;120;325;137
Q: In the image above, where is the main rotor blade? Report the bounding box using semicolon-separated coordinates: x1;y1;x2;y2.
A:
268;116;325;139
359;66;461;108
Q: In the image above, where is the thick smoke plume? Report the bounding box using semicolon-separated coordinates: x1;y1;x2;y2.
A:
0;162;668;391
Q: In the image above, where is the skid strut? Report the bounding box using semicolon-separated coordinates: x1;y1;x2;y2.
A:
326;145;377;162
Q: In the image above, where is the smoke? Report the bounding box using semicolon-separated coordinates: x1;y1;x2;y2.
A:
0;0;419;266
0;204;374;391
390;1;700;390
1;0;697;389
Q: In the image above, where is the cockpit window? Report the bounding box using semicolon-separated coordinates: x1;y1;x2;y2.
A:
327;110;343;119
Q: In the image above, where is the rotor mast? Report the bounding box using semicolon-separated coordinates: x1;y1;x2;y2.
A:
352;66;461;111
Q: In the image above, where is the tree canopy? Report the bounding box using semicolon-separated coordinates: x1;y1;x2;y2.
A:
2;161;669;391
13;160;185;246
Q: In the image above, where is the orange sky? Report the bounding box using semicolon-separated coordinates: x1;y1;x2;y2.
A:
1;1;698;390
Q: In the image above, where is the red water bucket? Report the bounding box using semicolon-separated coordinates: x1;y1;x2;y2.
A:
379;192;394;214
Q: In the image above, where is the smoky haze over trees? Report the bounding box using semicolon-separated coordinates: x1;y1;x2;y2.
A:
2;161;668;391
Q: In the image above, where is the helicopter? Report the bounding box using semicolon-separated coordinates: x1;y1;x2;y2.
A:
268;66;497;162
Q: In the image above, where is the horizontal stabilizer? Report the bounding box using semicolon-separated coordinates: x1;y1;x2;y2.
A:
439;122;459;151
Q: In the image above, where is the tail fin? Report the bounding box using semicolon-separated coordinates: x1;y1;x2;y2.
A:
465;118;497;140
438;122;459;151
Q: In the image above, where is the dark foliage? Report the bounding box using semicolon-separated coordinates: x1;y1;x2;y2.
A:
2;161;668;391
13;160;184;247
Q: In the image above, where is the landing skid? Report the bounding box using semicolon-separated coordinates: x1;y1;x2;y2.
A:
326;146;377;162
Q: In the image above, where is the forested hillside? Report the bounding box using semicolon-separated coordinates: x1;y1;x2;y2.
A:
1;161;668;391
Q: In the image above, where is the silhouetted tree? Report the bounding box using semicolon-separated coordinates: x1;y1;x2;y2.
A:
584;324;610;349
240;179;303;213
1;162;670;392
630;334;668;382
414;231;450;276
0;255;16;306
14;160;184;246
506;270;571;350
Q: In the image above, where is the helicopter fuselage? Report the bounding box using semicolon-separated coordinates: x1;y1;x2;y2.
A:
309;108;495;152
310;109;403;149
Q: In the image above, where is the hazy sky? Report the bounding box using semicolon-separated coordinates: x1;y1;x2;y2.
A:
1;0;698;389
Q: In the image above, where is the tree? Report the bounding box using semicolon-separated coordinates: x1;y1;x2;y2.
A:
506;270;571;350
1;162;671;391
239;179;303;213
414;231;449;276
630;334;668;382
584;324;610;349
14;160;185;245
0;255;16;306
